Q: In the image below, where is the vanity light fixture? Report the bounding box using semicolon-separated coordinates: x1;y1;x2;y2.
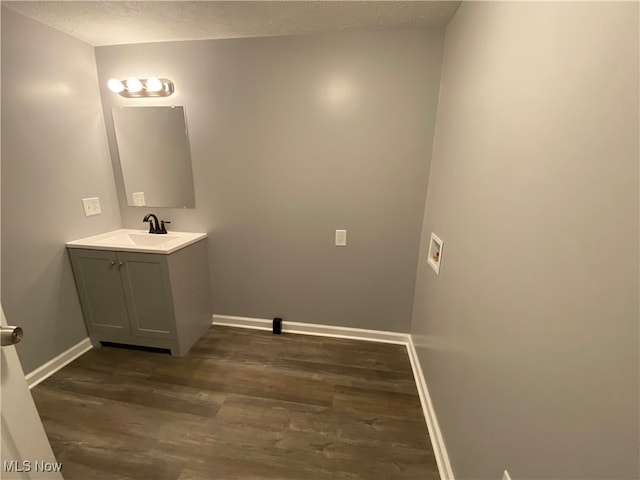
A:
125;77;143;93
107;76;175;98
145;77;163;92
107;78;124;93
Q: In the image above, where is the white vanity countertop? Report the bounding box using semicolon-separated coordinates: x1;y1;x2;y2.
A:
66;229;207;254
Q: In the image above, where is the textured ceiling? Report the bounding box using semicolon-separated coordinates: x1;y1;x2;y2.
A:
2;1;461;46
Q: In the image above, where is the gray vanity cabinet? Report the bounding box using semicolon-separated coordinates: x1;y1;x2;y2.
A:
68;240;211;356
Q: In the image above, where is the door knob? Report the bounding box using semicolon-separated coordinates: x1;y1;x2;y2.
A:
1;326;23;346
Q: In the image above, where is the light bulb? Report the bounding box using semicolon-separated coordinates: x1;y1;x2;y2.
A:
145;77;163;92
107;78;124;93
126;77;143;93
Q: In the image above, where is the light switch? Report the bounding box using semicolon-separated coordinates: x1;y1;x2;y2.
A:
82;197;102;216
335;229;347;247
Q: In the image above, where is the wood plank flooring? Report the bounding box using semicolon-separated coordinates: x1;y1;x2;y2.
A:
31;326;439;480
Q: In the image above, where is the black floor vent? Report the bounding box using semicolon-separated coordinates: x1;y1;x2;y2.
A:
273;317;282;334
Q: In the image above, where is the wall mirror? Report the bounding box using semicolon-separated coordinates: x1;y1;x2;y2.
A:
112;106;196;208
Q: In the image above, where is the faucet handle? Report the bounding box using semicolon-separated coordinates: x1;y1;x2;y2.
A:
159;220;171;234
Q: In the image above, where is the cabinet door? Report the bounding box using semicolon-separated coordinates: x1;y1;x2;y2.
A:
118;252;176;339
68;249;131;335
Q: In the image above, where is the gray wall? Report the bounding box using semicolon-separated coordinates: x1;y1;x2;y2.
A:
95;30;444;332
1;8;121;373
411;2;639;479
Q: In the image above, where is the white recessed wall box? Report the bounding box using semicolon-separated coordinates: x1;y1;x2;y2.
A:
427;232;443;275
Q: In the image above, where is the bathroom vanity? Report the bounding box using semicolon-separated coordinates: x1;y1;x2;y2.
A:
67;229;211;356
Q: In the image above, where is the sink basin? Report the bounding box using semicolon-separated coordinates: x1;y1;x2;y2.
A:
66;229;207;254
125;233;179;246
94;232;180;247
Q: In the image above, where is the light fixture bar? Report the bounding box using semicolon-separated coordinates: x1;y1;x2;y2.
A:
108;77;175;98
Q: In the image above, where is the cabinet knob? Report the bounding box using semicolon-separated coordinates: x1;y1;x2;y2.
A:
110;261;116;266
119;261;124;267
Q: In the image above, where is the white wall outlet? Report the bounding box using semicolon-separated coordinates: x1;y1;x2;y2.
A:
502;470;512;480
82;197;102;216
132;192;146;206
427;232;443;274
335;229;347;247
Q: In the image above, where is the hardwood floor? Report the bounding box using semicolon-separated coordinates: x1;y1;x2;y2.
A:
31;326;439;480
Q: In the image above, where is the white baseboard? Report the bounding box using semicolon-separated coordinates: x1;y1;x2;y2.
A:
26;338;93;389
212;314;273;331
212;314;409;344
406;336;454;480
211;314;454;479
